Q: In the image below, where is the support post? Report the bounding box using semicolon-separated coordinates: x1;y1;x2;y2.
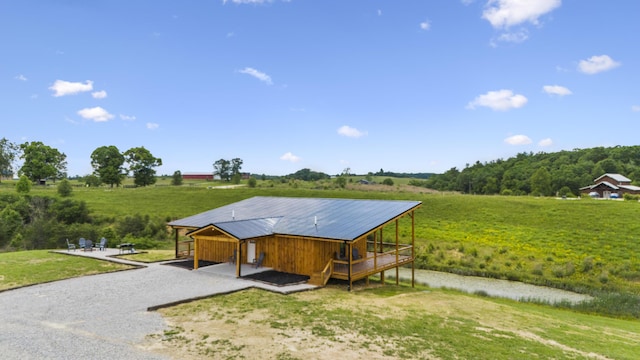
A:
193;237;199;270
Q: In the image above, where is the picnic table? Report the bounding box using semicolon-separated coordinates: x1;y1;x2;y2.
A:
117;243;135;254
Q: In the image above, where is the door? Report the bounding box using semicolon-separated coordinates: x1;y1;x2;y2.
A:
247;240;256;263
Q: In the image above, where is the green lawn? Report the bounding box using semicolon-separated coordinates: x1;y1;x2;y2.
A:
0;250;133;291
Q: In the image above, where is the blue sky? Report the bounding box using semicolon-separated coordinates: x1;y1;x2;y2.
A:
2;0;639;177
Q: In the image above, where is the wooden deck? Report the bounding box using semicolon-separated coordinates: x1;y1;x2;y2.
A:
331;250;412;282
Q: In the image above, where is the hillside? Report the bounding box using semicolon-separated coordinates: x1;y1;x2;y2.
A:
419;145;640;196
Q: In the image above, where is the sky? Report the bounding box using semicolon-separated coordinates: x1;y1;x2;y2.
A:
2;0;639;177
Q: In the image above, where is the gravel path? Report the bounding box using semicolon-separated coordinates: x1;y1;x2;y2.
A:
0;250;591;359
0;250;314;360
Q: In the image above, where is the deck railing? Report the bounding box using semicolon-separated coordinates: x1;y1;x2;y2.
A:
332;244;413;280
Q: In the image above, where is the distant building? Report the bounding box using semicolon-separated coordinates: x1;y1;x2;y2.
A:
579;173;640;198
182;173;214;181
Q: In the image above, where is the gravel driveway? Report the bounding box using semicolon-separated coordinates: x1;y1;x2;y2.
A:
0;250;590;359
0;250;313;360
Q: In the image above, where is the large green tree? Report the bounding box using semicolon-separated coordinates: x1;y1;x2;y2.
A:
19;141;67;183
530;167;552;196
124;146;162;187
213;158;231;181
0;137;18;182
90;145;125;187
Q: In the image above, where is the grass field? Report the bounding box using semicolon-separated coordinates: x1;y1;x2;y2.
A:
3;178;640;313
146;285;640;360
0;250;133;291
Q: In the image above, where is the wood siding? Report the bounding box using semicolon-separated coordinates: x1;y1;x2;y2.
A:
196;235;236;263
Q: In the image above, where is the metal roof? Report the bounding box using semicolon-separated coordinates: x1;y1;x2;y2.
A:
170;196;422;241
594;173;631;183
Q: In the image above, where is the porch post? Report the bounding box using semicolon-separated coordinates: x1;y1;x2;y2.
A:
411;210;415;288
235;241;242;278
395;219;399;286
174;228;179;259
193;237;199;270
348;242;352;291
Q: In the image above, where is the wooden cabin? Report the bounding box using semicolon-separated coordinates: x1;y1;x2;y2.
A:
168;196;422;289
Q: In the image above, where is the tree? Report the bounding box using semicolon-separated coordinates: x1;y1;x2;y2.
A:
19;141;67;183
57;179;73;197
91;146;125;187
530;167;552;196
124;146;162;187
231;158;243;177
0;138;18;182
213;158;242;181
171;170;183;186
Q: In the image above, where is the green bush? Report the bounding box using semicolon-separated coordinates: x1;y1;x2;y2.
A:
57;179;73;197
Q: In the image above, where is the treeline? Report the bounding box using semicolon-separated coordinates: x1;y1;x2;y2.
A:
0;193;169;251
417;146;640;196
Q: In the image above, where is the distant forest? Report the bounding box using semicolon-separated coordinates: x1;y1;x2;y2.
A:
412;146;640;196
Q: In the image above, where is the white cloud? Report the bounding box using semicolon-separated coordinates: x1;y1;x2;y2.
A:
420;21;431;30
77;106;114;122
239;67;273;85
632;105;640;112
543;85;572;96
50;80;93;97
337;125;367;138
467;89;528;111
504;135;532;145
377;9;382;16
495;29;529;43
280;152;301;163
482;0;561;29
578;55;621;74
15;74;27;81
92;90;107;99
146;122;159;130
538;138;553;146
120;114;137;121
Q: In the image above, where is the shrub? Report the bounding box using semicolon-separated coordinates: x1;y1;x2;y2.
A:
16;175;31;194
382;178;394;186
57;179;73;197
248;177;257;188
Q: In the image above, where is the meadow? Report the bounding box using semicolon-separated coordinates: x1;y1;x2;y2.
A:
2;178;640;315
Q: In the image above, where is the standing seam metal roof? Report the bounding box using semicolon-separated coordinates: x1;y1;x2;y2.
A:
169;196;422;241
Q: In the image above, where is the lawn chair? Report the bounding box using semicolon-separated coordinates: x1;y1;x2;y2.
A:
229;249;237;265
78;238;86;250
254;252;265;268
66;238;76;252
352;247;362;260
97;237;107;251
84;239;93;252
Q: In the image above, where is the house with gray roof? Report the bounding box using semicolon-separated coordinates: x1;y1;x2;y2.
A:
579;173;640;198
168;196;422;289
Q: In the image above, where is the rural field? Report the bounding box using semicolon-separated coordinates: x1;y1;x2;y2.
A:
1;179;640;358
